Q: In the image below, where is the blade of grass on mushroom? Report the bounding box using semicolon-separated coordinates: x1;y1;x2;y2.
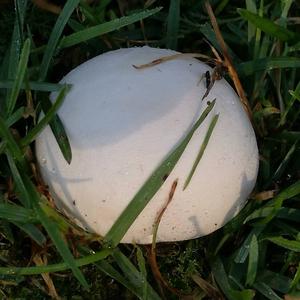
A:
183;113;219;190
5;38;30;117
104;100;216;247
59;7;162;48
20;85;70;147
166;0;180;50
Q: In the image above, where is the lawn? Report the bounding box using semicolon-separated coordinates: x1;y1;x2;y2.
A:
0;0;299;299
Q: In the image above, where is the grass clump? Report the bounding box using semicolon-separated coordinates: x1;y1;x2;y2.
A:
0;0;299;299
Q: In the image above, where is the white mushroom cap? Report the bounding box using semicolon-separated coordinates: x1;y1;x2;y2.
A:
35;46;259;244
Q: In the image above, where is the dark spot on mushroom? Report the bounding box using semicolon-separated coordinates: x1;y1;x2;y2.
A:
162;174;169;182
84;214;87;217
215;223;218;226
102;199;106;203
72;200;76;206
189;63;192;66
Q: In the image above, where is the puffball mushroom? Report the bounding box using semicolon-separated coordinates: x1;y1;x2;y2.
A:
36;46;258;244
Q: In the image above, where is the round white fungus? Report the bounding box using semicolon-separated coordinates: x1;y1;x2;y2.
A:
35;46;259;244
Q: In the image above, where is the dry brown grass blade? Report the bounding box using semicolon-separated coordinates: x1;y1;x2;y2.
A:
148;179;191;297
133;53;212;69
33;253;60;299
205;1;253;120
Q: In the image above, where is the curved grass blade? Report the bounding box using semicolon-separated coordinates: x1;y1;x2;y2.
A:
0;248;111;275
6;153;30;207
0;116;26;170
183;113;219;190
245;234;259;286
0;204;36;223
104;100;216;247
238;8;299;43
39;0;80;81
60;7;162;48
253;282;282;300
21;173;89;288
6;38;30;116
20;85;70;147
5;107;25;127
41;95;72;164
259;180;300;225
13;222;46;246
166;0;180;50
267;237;300;252
112;249;161;299
237;57;300;76
211;257;255;300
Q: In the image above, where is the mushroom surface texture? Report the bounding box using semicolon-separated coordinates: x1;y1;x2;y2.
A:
36;46;259;244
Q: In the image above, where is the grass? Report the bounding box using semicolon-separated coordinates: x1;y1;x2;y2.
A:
0;0;299;299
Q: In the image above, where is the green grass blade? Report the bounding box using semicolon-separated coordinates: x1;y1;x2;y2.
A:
183;113;219;190
39;0;80;81
237;8;299;42
290;262;300;289
21;173;89;289
257;270;291;294
166;0;180;50
237;57;300;76
259;180;300;225
234;226;265;263
6;153;30;207
60;7;162;48
0;204;36;223
5;107;25;127
253;282;282;300
267;236;300;252
0;116;26;169
112;249;161;300
13;222;46;246
246;234;259;286
211;257;255;300
0;249;111;275
104;100;216;247
0;81;70;92
278;82;300;127
136;246;148;299
41;96;72;164
6;38;30;116
20;85;70;147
